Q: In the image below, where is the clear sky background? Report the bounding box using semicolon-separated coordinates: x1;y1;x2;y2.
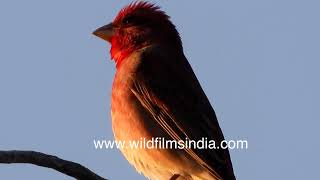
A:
0;0;319;179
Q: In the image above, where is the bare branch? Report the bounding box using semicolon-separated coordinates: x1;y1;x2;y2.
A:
0;150;106;180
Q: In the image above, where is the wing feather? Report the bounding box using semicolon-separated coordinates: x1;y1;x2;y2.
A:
130;46;235;180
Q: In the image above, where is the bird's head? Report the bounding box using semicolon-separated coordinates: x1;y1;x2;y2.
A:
93;1;182;67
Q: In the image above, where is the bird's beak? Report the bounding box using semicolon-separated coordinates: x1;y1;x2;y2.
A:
92;23;114;42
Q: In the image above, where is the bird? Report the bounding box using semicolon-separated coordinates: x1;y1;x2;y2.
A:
93;1;236;180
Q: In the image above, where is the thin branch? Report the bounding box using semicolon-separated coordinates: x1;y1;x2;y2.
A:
0;150;106;180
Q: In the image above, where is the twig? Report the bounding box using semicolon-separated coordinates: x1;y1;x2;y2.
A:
0;150;106;180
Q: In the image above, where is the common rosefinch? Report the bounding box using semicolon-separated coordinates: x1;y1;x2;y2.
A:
93;2;236;180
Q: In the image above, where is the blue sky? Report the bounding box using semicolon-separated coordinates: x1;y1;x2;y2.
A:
0;0;319;179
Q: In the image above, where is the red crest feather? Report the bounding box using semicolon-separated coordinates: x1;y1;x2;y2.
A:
114;1;163;23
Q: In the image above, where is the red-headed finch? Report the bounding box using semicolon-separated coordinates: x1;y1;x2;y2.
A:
93;2;236;180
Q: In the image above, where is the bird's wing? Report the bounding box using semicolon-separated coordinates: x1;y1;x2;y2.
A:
129;46;235;180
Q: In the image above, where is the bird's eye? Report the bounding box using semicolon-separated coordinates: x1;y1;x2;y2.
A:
122;15;136;25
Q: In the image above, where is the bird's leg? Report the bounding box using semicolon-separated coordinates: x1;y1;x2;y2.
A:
169;174;180;180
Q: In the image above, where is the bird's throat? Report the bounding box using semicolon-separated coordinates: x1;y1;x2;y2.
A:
110;46;134;68
110;37;136;68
